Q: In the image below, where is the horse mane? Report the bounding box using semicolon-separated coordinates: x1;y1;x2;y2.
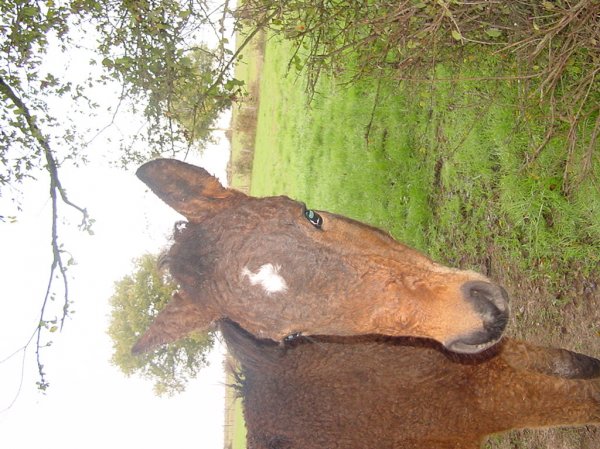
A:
219;319;282;371
219;318;504;376
165;221;218;290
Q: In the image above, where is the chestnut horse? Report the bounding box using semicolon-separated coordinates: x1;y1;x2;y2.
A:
133;159;509;354
221;320;600;449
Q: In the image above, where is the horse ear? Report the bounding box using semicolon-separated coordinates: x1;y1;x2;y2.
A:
502;340;600;379
137;158;243;221
131;292;218;354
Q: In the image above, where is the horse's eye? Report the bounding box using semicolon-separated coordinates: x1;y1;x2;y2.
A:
304;209;323;228
284;332;302;343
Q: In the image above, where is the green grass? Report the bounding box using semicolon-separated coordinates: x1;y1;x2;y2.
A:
224;369;247;449
231;397;246;448
231;31;600;449
251;35;600;281
252;38;434;251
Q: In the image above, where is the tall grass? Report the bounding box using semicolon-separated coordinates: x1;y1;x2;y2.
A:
252;38;434;250
228;20;600;449
251;36;600;281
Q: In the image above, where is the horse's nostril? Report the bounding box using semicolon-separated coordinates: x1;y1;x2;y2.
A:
446;281;510;354
463;281;510;339
463;281;510;315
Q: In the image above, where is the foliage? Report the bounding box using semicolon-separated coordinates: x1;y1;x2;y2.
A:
0;0;241;390
249;34;600;293
108;253;214;396
238;1;599;91
92;0;243;161
231;27;600;449
168;47;245;146
1;0;239;186
239;0;599;190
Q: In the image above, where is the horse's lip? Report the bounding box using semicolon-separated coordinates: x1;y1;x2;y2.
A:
445;337;502;354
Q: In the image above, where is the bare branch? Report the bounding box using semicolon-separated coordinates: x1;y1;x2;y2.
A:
85;83;127;146
0;340;29;414
0;74;90;389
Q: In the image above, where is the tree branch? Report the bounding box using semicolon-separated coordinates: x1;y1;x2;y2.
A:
205;9;279;95
0;75;90;391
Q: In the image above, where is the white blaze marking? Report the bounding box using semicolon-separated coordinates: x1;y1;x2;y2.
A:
241;263;288;294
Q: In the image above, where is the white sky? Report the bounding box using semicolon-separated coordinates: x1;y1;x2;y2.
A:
0;144;231;449
0;146;231;449
0;10;236;449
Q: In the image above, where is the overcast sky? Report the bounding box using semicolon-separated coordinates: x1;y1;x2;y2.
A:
0;15;234;448
0;146;230;449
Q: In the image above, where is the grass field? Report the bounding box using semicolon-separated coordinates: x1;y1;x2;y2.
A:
252;37;600;284
228;30;600;449
223;367;246;449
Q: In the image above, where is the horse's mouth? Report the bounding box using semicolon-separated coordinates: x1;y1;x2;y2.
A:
445;337;503;354
444;313;508;354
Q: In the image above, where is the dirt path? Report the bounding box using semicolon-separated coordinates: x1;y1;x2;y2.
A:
478;251;600;448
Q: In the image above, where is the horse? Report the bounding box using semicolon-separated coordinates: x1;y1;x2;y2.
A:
133;159;509;354
221;320;600;449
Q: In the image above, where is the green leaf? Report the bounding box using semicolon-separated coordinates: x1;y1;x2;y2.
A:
224;78;245;90
108;253;214;395
114;56;134;69
542;1;555;10
485;28;502;38
451;30;462;41
21;6;39;17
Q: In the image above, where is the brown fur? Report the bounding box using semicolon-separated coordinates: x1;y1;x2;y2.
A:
220;320;600;449
133;159;509;354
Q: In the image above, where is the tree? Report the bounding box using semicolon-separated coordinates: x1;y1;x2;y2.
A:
0;0;250;390
108;253;214;396
168;47;245;147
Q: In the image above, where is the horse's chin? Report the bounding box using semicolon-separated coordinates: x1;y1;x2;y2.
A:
445;337;502;355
